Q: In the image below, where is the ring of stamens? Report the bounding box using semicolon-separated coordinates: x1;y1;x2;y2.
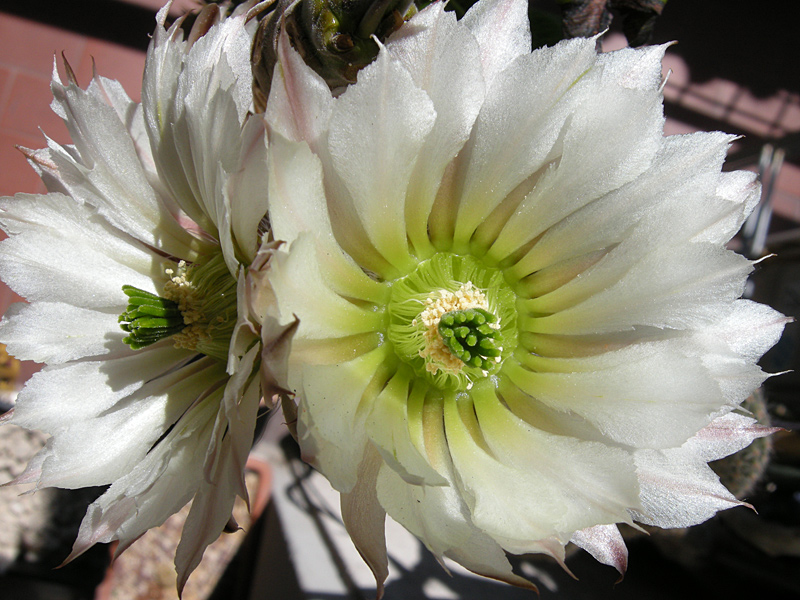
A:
119;253;238;361
386;253;517;392
415;282;500;376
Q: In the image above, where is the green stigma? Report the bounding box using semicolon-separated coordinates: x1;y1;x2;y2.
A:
438;308;501;370
119;287;185;350
119;252;238;361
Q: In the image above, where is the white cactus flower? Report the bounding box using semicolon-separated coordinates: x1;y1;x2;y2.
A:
0;5;283;591
261;0;788;593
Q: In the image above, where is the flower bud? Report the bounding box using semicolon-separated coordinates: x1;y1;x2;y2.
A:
251;0;416;110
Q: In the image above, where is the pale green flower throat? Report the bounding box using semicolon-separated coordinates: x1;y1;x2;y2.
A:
119;252;237;361
386;253;517;392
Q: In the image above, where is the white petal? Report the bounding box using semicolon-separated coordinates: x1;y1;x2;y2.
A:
365;369;447;486
141;8;194;219
444;386;638;549
451;37;598;249
49;64;194;258
629;414;771;529
0;301;123;364
297;346;391;493
462;0;531;84
505;344;729;449
267;132;386;303
694;169;761;244
486;57;664;259
681;411;777;463
340;446;389;597
176;349;261;592
596;44;668;91
174;16;252;235
0;193;164;308
386;3;485;255
700;299;789;363
142;9;254;238
209;344;261;496
90;75;158;181
525;244;752;335
377;464;537;588
29;358;226;489
571;524;628;577
509;131;740;279
10;344;191;433
66;388;221;561
268;234;384;340
375;393;535;589
228;116;270;262
266;27;334;151
328;46;436;272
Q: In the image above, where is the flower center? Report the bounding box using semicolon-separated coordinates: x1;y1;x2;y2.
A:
386;253;517;391
119;252;238;361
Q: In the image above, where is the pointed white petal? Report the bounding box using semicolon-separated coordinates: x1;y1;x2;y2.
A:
0;193;163;308
89;74;158;181
700;299;789;362
328;47;436;272
0;302;123;364
452;37;598;249
141;7;196;223
505;345;728;449
143;8;254;243
386;3;485;255
681;411;777;463
176;349;261;592
694;169;761;244
486;58;664;259
444;386;638;549
267;132;386;303
10;345;191;433
66;388;221;561
595;44;668;91
365;369;447;486
49;64;195;258
462;0;531;84
375;393;536;589
28;358;226;489
341;446;389;598
175;17;253;235
266;27;334;151
571;524;628;578
525;244;752;335
297;346;390;493
630;413;772;528
268;234;384;340
510;131;739;279
228;116;270;262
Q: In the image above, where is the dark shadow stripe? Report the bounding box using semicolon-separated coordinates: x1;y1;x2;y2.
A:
0;0;160;50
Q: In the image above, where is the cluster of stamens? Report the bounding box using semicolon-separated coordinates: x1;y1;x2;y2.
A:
162;261;210;351
414;282;501;376
119;255;236;361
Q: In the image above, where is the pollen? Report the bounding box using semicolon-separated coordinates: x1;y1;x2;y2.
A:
163;262;204;324
414;282;500;376
163;261;211;350
120;253;238;361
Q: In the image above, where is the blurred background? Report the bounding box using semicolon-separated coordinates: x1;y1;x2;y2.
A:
0;0;798;598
